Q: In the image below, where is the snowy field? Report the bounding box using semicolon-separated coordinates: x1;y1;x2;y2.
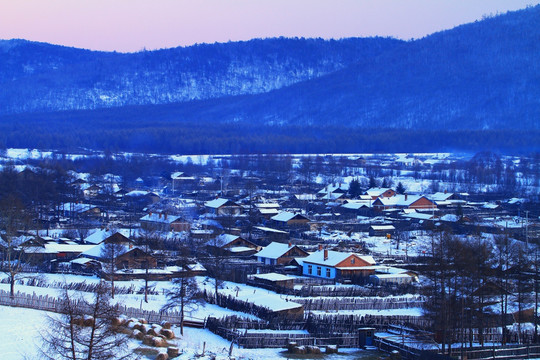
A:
0;305;382;360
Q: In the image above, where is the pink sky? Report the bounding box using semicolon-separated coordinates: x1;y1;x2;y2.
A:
0;0;538;52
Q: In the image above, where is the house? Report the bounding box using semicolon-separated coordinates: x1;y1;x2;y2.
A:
247;272;295;290
271;211;310;228
116;247;157;269
318;183;349;197
204;198;243;216
140;212;191;232
369;225;396;237
124;190;161;206
255;203;280;218
369;266;419;286
372;194;436;212
251;226;289;244
83;184;102;198
429;192;461;207
83;229;132;245
366;187;396;200
256;242;309;266
302;248;376;282
207;233;259;256
61;203;101;218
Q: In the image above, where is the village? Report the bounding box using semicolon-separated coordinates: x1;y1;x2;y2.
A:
0;150;539;360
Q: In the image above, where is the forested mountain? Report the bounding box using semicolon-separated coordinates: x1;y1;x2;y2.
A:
0;37;400;115
0;6;538;154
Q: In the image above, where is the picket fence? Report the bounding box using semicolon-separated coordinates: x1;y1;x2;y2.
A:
0;289;204;327
296;295;424;311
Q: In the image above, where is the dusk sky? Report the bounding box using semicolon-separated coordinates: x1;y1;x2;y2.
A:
1;0;539;53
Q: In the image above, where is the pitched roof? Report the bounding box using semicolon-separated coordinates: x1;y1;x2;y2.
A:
140;213;182;224
303;250;376;267
366;187;393;196
271;211;309;222
204;198;239;209
256;242;298;259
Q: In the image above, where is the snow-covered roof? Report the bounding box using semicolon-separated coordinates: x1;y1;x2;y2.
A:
204;198;238;209
255;203;280;208
256;242;296;259
430;192;455;201
271;211;309;222
342;201;371;210
318;183;349;194
61;203;99;213
211;233;241;247
171;171;184;179
366;187;393;196
140;213;182;224
294;194;317;201
370;225;395;231
84;229;131;245
259;208;279;215
303;249;376;267
125;190;154;197
253;226;288;234
402;212;437;221
25;243;96;254
374;194;432;207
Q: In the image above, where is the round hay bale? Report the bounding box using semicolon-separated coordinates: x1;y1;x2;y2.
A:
139;318;148;324
142;335;154;346
326;345;338;354
83;316;95;327
160;329;175;340
160;321;172;329
152;336;168;347
155;352;169;360
306;345;321;354
147;328;159;337
133;329;144;340
292;346;306;354
111;317;123;327
70;317;84;326
287;342;297;353
167;347;179;358
133;323;145;333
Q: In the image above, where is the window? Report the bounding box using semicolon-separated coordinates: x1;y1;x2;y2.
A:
308;265;312;274
351;257;355;264
317;267;321;276
326;268;331;277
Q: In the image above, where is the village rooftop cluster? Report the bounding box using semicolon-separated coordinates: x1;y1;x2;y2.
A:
0;150;539;359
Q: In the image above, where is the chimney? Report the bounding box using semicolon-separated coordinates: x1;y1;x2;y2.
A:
444;189;447;194
159;213;162;219
405;194;408;201
318;244;323;251
324;249;328;261
164;213;168;220
288;241;292;248
149;211;152;217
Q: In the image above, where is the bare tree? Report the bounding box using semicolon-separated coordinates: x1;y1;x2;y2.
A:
0;195;33;297
40;281;133;360
162;276;203;336
100;241;126;299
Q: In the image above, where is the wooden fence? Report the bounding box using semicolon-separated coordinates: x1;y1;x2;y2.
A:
206;316;358;348
296;295;424;311
307;313;431;335
0;289;204;327
448;344;540;360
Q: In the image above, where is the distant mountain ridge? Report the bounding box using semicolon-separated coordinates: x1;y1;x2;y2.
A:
0;37;401;115
0;6;539;153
